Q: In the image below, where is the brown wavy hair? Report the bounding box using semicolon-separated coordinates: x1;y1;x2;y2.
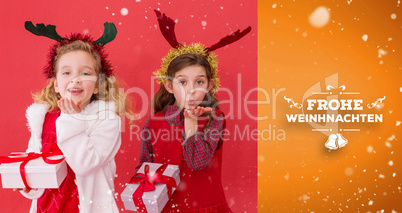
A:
153;53;219;115
32;40;133;120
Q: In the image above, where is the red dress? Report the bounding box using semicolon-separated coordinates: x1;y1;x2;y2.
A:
148;110;231;213
36;111;79;213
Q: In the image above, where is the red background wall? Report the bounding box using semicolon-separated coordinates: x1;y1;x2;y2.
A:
0;0;257;212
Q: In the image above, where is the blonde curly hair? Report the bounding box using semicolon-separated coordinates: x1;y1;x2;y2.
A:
32;40;133;119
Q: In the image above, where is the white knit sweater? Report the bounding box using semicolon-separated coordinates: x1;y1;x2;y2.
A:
21;100;121;213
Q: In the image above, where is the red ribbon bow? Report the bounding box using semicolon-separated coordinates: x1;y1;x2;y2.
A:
0;144;64;190
129;163;178;212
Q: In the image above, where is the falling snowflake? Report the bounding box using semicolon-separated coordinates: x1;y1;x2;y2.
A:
385;141;392;148
387;135;395;141
367;145;374;153
345;167;353;176
378;48;387;58
284;172;290;180
362;34;368;41
121;8;129;16
309;6;330;28
298;194;310;201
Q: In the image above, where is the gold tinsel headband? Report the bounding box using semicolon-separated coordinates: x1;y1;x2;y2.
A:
153;43;220;94
154;10;251;94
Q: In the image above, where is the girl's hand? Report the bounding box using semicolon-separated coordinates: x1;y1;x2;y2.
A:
183;106;212;120
13;187;38;193
57;98;83;114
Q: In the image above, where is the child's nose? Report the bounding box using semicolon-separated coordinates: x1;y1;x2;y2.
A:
187;85;196;94
70;76;82;84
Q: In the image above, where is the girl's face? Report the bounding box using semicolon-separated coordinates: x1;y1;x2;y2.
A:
54;50;98;107
165;65;213;109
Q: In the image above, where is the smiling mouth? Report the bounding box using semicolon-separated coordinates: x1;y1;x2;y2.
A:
67;88;83;95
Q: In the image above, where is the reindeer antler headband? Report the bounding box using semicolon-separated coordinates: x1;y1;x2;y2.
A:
153;10;251;94
25;21;117;78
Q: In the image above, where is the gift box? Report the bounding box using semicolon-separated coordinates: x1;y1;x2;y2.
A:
0;154;67;189
121;163;180;212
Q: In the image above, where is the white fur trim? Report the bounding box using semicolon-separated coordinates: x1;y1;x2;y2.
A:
25;103;48;134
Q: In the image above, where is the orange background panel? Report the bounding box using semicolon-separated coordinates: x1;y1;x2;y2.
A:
258;0;401;212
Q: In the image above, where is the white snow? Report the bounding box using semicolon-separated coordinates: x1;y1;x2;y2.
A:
385;141;392;148
367;145;374;153
121;8;129;16
284;172;290;180
387;135;395;141
309;6;330;28
378;48;387;58
345;167;353;176
362;34;368;41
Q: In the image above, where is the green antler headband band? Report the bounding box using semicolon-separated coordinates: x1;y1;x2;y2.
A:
25;21;117;78
24;21;117;45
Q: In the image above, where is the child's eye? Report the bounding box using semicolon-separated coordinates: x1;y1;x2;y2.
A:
196;80;204;85
62;71;70;75
82;72;90;76
179;81;186;85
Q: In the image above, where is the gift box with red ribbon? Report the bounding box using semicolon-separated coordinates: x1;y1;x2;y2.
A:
121;163;180;212
0;152;67;189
